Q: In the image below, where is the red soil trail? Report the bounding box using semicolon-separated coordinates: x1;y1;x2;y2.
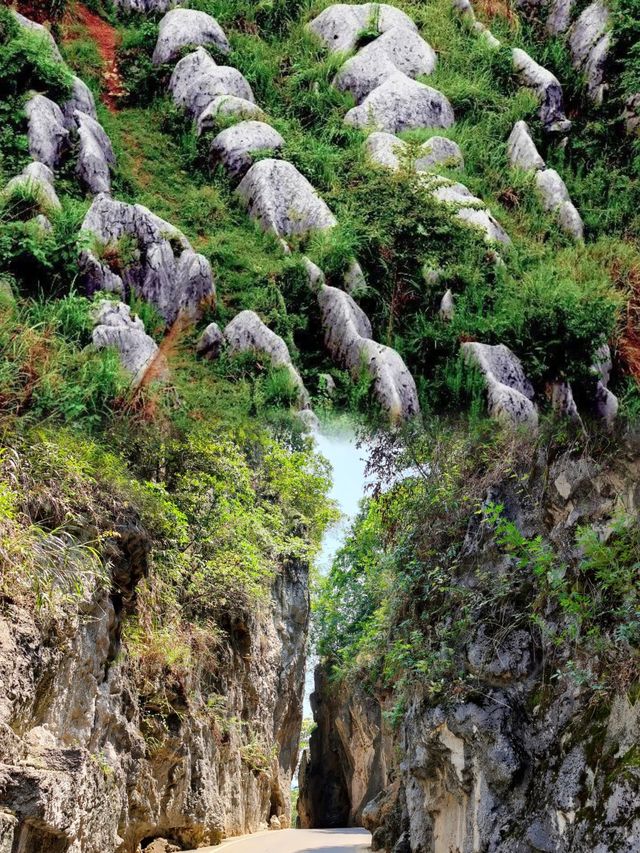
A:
65;3;126;111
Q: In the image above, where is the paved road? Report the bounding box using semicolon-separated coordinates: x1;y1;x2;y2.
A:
191;828;371;852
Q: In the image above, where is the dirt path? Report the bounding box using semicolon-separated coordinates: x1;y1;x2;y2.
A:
68;3;125;110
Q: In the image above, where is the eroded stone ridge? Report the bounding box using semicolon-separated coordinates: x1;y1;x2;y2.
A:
462;341;539;426
317;284;419;421
25;94;70;170
80;193;215;324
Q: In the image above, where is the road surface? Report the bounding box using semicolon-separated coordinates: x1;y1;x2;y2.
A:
190;828;371;852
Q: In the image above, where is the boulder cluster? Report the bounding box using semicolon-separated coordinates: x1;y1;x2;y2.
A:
161;7;420;422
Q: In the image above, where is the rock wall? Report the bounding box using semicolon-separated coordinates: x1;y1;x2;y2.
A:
0;528;309;852
299;444;640;852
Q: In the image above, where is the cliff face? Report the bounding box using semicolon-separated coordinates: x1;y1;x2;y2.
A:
299;443;640;852
0;539;309;852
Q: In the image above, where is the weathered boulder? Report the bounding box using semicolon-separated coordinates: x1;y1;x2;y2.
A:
12;11;63;61
344;72;455;133
223;310;309;406
169;47;254;120
197;95;265;135
507;120;545;171
308;3;417;53
569;1;610;104
439;288;454;320
365;132;463;171
75;111;116;196
236;159;337;239
591;344;618;425
473;20;501;48
92;300;161;385
461;341;538;426
512;48;571;133
344;259;367;295
62;76;97;127
210;121;284;179
80;193;215;323
317;284;420;421
196;322;224;359
551;381;580;421
623;93;640;136
535;169;584;240
334;26;436;103
152;8;230;65
25;94;69;170
3;161;61;215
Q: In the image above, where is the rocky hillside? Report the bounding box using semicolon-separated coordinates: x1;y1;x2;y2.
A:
0;0;638;850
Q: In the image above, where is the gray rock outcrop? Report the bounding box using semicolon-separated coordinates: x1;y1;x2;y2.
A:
12;11;63;61
152;8;230;65
196;322;224;359
546;0;575;35
169;48;254;120
307;3;417;53
512;48;571;133
432;181;511;244
114;0;179;10
62;76;97;127
534;168;584;240
344;72;455;133
92;300;161;385
568;1;610;104
317;284;420;421
365;132;463;171
80;193;215;323
25;94;70;170
591;344;618;425
507;120;545;171
236;159;337;240
210;121;285;179
3;161;61;215
334;26;436;103
75;111;116;196
197;95;266;135
461;341;538;426
223;310;310;406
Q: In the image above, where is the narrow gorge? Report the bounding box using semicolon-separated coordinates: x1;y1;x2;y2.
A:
0;0;638;851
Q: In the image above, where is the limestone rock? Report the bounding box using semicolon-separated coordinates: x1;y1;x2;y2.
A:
114;0;178;10
169;48;254;120
507;120;545;171
512;48;571;133
344;259;366;295
461;341;538;426
144;840;180;853
439;289;454;320
62;76;97;127
197;95;266;134
415;136;464;171
344;72;455;133
223;309;309;406
591;344;618;425
25;95;69;170
92;300;161;385
622;93;640;136
210;121;284;179
546;0;575;35
75;111;116;196
4;161;61;215
236;159;337;239
12;11;63;61
535;169;584;240
308;3;417;54
196;322;224;359
551;381;580;421
569;2;610;104
432;182;510;244
473;21;501;49
365;131;409;170
366;132;462;171
303;257;327;291
317;284;419;421
80;193;215;323
153;9;230;65
334;26;436;103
